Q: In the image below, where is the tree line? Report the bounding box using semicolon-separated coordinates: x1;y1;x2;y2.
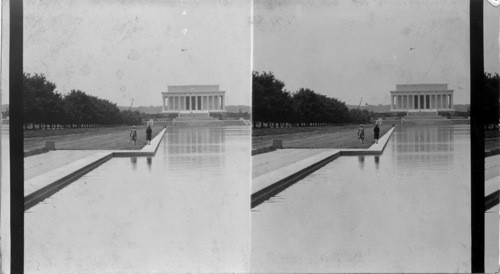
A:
483;72;499;129
252;71;370;128
23;73;142;129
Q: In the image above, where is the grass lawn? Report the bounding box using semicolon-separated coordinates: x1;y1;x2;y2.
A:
485;129;500;156
24;122;167;152
252;124;392;150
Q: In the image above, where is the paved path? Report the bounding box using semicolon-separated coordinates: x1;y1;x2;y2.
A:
253;149;334;178
253;124;392;150
25;151;104;180
25;151;113;198
24;128;167;209
252;127;395;203
24;124;166;153
253;149;340;194
485;155;499;196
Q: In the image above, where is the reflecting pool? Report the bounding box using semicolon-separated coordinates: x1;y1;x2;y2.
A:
25;126;251;273
251;125;471;273
1;124;10;274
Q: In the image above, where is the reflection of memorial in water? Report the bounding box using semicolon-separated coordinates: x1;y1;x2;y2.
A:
391;125;457;169
163;127;227;169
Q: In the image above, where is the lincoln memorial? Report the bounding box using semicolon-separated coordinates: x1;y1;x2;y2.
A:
162;85;226;113
390;84;454;112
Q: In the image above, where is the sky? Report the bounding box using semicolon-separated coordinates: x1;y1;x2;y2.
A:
0;1;498;107
20;0;252;107
253;0;499;106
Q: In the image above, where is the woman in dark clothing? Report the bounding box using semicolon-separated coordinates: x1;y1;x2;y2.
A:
373;124;380;144
146;125;152;145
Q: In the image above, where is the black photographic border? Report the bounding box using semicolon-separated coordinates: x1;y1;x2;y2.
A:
8;0;489;272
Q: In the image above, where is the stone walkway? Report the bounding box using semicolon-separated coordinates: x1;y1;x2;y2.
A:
253;149;334;178
25;150;105;180
24;128;167;209
485;154;500;196
252;127;396;196
253;149;341;194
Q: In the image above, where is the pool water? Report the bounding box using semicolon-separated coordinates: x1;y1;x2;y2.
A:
1;125;10;274
251;125;471;273
25;126;251;273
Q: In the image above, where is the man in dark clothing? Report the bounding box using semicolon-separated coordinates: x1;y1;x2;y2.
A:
373;124;380;144
146;125;152;145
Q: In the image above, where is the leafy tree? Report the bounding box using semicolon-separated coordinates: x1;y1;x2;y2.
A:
252;70;374;127
484;72;499;129
23;73;64;129
253;71;291;127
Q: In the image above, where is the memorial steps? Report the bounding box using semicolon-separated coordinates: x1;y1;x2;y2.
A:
173;113;220;126
220;120;249;126
177;112;216;119
405;111;442;119
401;111;465;125
172;112;248;126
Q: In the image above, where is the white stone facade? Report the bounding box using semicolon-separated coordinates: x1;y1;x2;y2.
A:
161;85;226;113
390;84;454;112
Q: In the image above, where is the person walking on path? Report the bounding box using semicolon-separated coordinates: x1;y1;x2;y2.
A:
146;125;152;145
130;126;137;145
357;124;365;144
373;124;380;144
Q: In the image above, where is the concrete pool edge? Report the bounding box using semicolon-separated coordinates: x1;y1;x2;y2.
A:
340;126;395;155
113;127;167;157
24;128;167;210
252;150;342;208
251;126;396;208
